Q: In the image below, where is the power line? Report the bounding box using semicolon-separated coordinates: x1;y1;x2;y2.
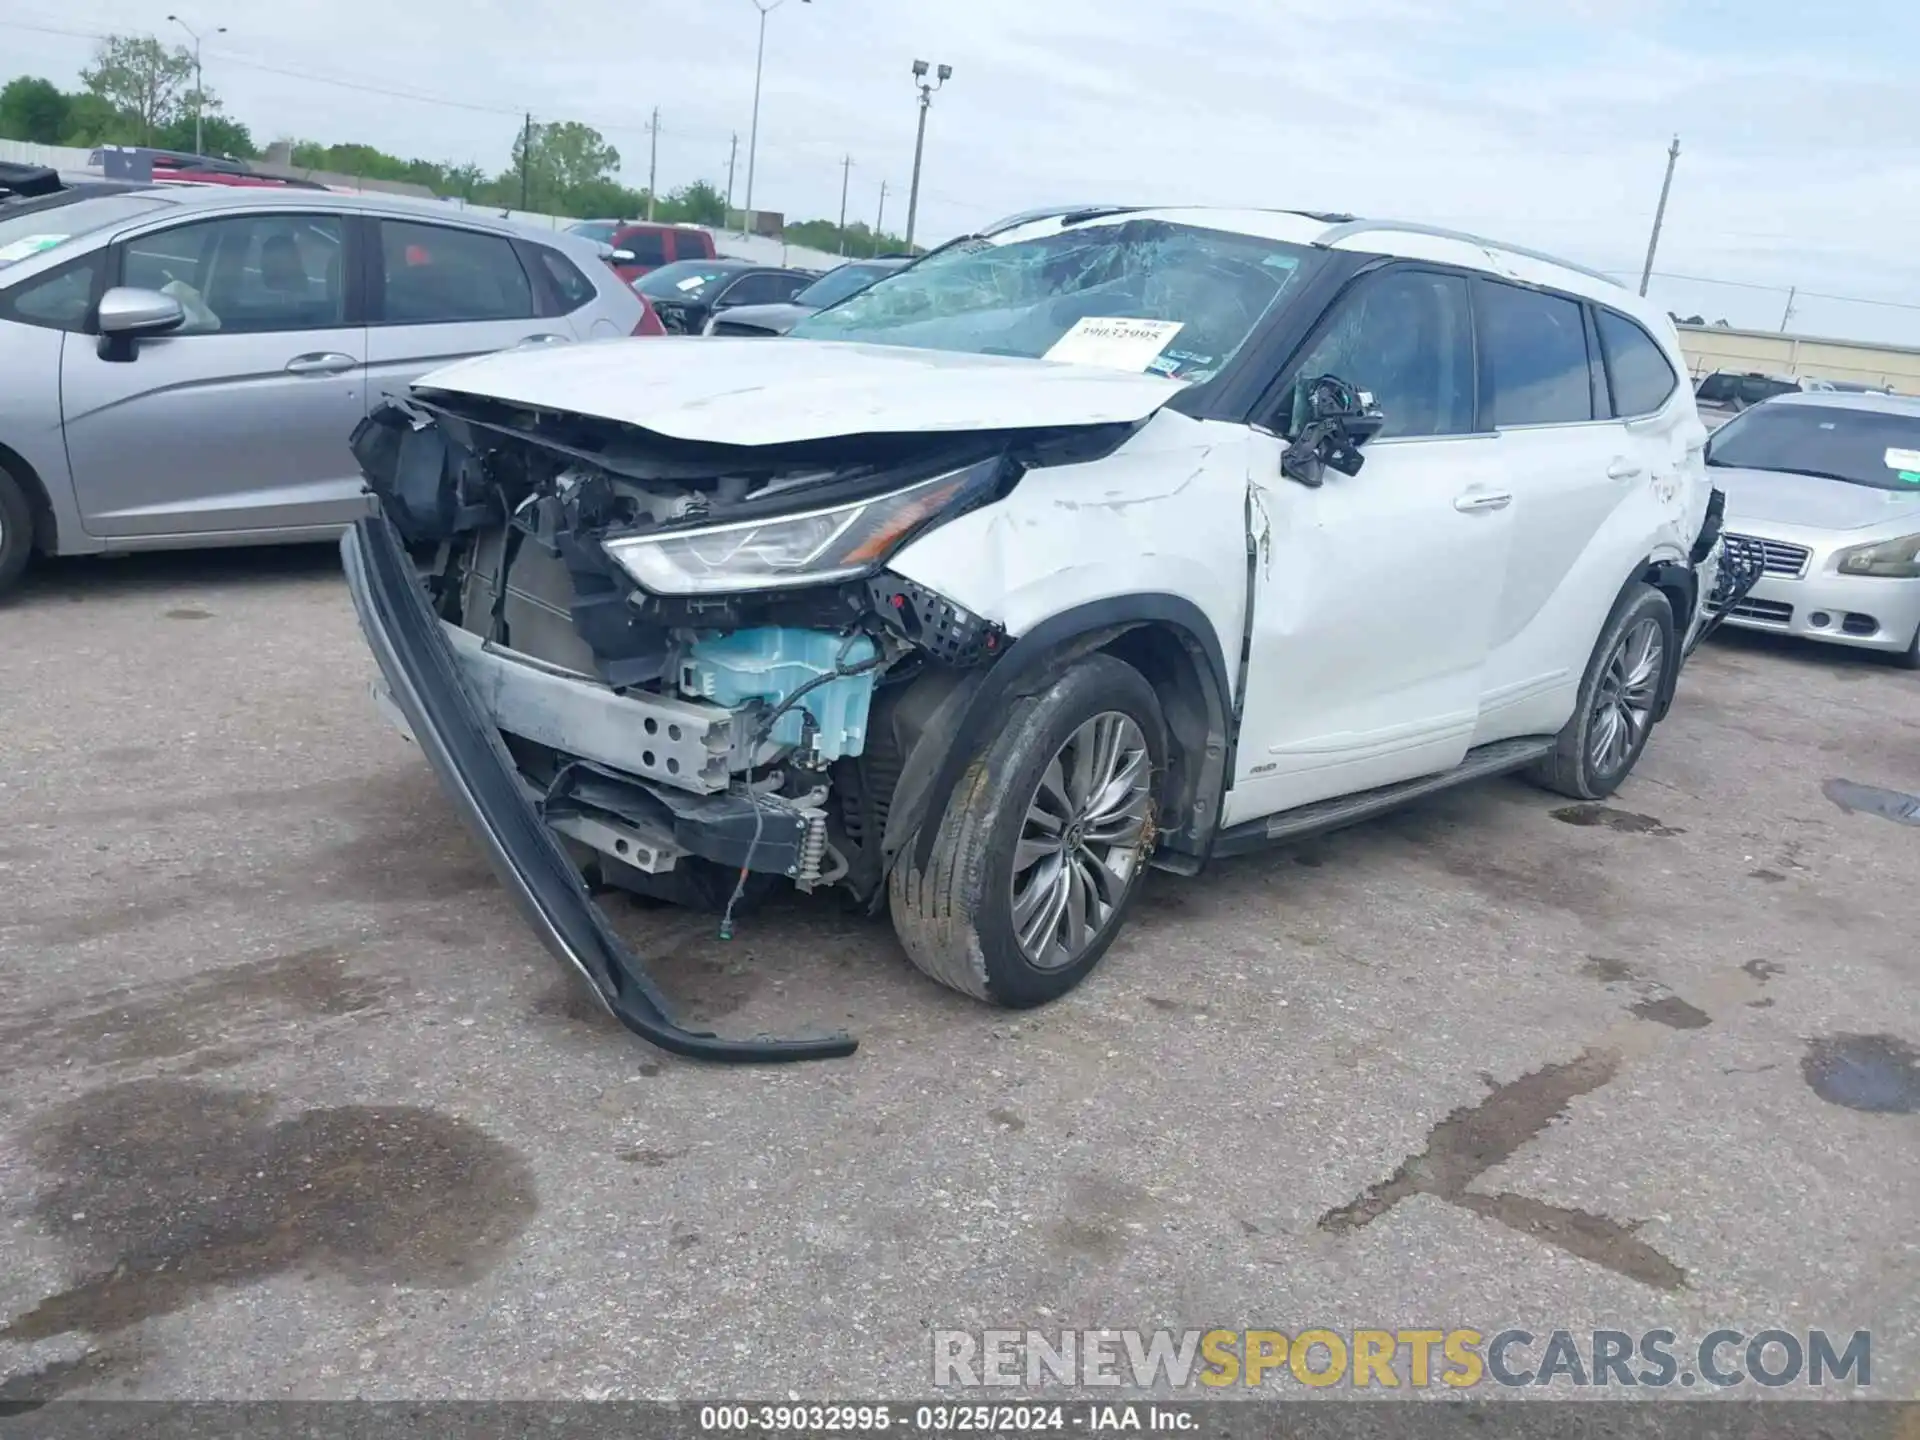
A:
1606;268;1920;313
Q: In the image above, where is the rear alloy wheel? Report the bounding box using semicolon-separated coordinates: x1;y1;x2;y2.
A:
889;653;1166;1007
1526;583;1675;800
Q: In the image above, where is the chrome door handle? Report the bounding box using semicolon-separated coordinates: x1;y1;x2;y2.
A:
1453;490;1512;513
1607;458;1644;480
284;352;357;375
513;332;571;348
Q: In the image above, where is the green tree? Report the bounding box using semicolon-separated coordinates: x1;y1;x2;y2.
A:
443;161;488;201
0;76;70;144
57;92;131;146
785;217;914;256
508;120;620;211
659;180;726;227
80;35;197;145
154;112;255;158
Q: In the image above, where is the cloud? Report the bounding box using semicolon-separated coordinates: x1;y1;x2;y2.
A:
6;0;1914;341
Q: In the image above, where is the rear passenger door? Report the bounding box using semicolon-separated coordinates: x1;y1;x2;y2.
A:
363;217;569;411
60;209;369;539
1468;278;1629;740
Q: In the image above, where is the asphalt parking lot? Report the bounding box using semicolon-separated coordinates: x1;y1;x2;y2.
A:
2;544;1918;1403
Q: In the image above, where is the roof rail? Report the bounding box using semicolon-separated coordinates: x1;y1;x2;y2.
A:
1314;218;1622;288
976;203;1139;236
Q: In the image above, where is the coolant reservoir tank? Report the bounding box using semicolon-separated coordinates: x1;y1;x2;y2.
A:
679;628;879;762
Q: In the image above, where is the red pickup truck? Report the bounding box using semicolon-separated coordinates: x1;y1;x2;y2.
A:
564;220;716;284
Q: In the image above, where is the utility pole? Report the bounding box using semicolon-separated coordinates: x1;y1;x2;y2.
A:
647;107;660;221
743;0;811;220
904;59;951;251
1779;286;1797;333
166;15;226;155
519;111;532;212
874;180;888;256
1637;134;1680;298
837;154;852;254
725;132;739;228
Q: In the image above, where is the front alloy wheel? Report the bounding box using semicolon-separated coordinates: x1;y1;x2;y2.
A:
1012;713;1153;970
889;653;1167;1007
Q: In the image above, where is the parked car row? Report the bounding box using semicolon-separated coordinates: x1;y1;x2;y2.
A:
0;171;651;592
0;172;926;595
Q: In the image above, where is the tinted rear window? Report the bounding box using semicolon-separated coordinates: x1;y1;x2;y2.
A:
1595;309;1678;416
380;220;534;323
535;247;597;312
1479;281;1594;426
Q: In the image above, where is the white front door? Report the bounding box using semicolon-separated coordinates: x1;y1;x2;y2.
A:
1224;266;1513;827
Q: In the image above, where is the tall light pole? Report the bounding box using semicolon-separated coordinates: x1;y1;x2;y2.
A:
166;14;225;155
743;0;810;221
904;59;951;251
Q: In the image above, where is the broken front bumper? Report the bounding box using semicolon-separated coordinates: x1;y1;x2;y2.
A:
340;514;856;1064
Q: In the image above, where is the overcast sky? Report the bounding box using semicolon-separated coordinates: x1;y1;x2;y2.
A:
8;0;1916;344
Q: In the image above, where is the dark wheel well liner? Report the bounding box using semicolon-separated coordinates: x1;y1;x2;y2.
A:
1640;558;1695;721
895;595;1232;872
0;441;57;553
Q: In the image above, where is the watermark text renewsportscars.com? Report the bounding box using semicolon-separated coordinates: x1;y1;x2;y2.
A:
932;1328;1872;1390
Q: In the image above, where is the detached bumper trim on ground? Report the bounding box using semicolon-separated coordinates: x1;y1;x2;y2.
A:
338;514;858;1064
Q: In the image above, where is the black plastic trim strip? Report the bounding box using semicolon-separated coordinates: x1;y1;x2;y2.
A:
340;514;856;1064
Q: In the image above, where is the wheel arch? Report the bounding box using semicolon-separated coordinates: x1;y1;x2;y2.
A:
1637;556;1695;721
883;594;1234;874
0;439;59;554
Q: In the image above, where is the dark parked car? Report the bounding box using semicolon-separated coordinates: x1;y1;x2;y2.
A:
633;258;816;334
564;220;716;283
1694;371;1803;426
704;256;911;335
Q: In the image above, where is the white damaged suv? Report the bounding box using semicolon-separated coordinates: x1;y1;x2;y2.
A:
342;204;1744;1061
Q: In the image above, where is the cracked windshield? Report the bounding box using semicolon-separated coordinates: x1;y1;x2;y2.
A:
792;215;1315;382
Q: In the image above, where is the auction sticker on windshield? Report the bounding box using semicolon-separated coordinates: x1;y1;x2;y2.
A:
1884;447;1920;472
1044;317;1185;372
0;234;67;264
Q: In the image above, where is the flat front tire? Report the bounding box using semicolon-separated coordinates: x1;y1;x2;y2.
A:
888;653;1166;1007
1526;582;1676;801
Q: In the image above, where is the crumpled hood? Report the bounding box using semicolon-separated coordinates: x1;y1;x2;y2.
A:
412;337;1186;448
1714;465;1920;533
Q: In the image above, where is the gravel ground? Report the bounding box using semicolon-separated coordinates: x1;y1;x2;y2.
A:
2;544;1917;1403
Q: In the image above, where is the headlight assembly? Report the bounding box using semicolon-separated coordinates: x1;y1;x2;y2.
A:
602;459;998;595
1835;532;1920;579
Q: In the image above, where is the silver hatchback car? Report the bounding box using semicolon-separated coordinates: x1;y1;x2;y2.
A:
0;177;650;595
